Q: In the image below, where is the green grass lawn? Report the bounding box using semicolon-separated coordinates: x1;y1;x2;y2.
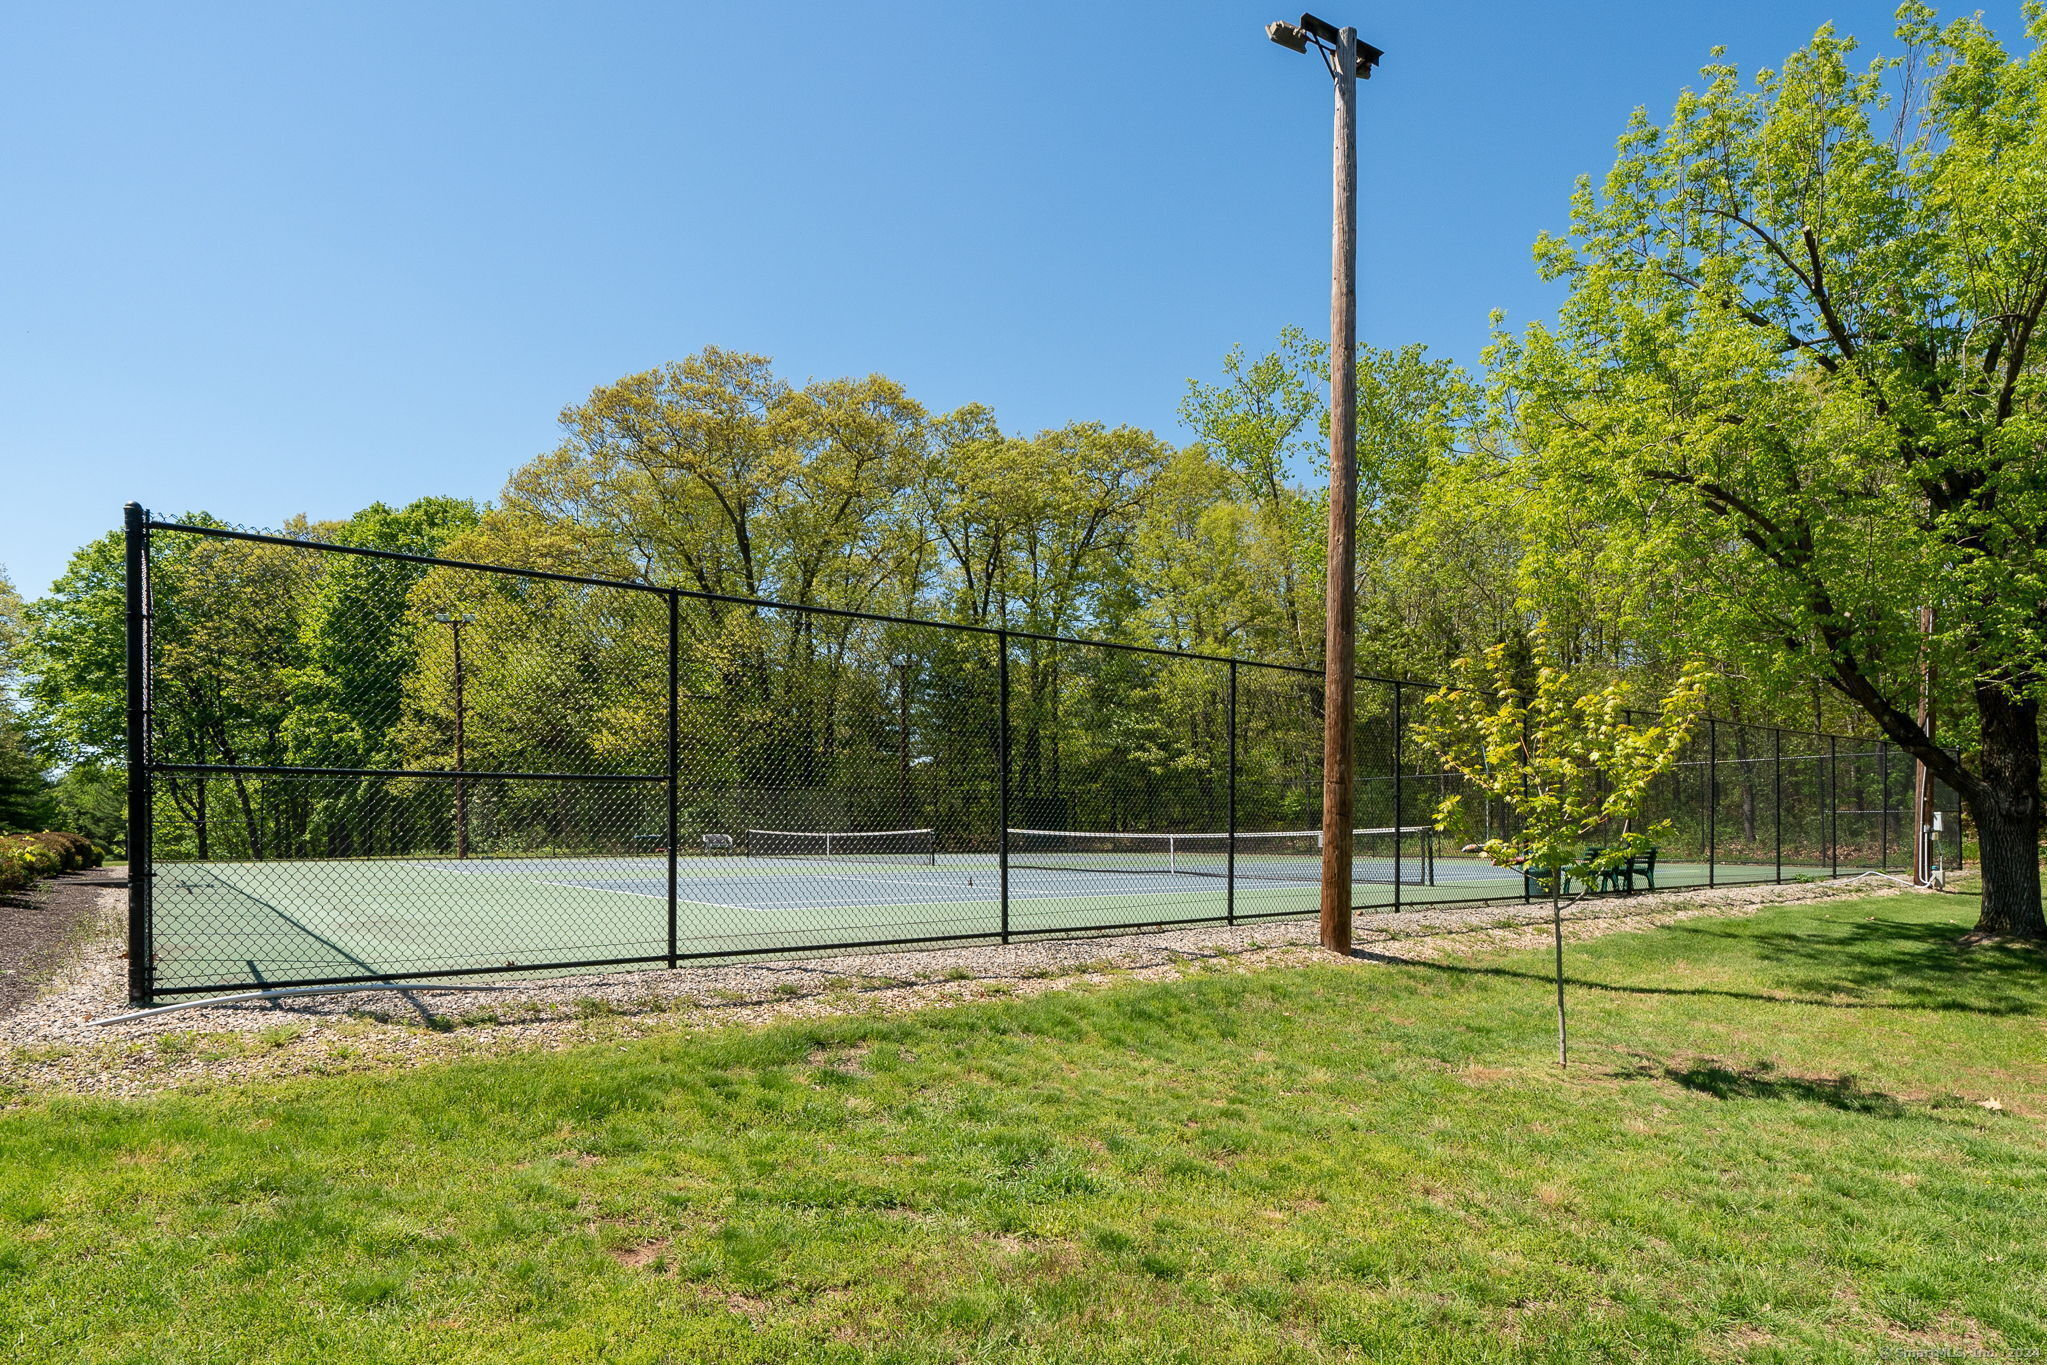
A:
3;892;2044;1363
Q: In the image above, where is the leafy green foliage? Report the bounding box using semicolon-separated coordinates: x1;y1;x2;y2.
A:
1179;330;1480;672
21;532;127;766
47;764;124;851
24;503;482;859
1492;6;2047;927
0;568;54;832
0;711;53;834
1416;638;1710;892
286;498;482;771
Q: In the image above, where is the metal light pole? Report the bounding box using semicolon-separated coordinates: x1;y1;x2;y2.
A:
436;611;475;858
1267;13;1382;955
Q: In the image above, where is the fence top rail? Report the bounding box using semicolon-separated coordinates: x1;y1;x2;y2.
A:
139;515;1324;678
152;762;669;783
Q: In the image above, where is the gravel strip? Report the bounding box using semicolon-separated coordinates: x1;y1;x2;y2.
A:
0;875;1925;1103
0;869;122;1016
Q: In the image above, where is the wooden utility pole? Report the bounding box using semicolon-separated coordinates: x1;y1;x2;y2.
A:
1319;25;1359;955
1263;13;1379;954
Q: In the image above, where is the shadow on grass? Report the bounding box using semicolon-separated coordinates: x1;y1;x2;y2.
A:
1649;901;2046;1015
1397;904;2046;1018
1614;1053;1909;1116
1402;958;2037;1016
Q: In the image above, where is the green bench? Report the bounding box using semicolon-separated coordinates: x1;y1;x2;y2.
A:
1521;847;1658;895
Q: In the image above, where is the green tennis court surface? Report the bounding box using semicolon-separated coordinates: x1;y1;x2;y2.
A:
145;849;1836;994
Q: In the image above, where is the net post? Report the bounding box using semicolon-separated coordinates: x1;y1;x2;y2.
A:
1392;681;1403;912
1773;727;1783;883
997;630;1010;945
124;502;154;1007
666;589;679;970
1226;661;1237;927
1706;718;1717;889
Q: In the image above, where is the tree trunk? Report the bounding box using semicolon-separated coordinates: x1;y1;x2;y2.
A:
1967;686;2044;939
1552;884;1567;1067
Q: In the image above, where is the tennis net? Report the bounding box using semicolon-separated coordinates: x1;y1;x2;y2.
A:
1007;827;1435;885
746;827;938;865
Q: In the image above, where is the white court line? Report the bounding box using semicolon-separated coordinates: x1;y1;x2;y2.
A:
536;876;864;917
558;878;1246;914
415;859;1320;902
534;878;660;900
532;878;765;915
679;897;776;913
677;885;1275;915
560;863;974;896
764;869;992;893
534;869;1322;917
662;866;1004;896
686;866;1309;897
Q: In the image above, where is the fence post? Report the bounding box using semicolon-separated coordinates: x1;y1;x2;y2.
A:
1520;754;1530;905
1879;742;1890;869
1707;718;1718;888
1391;681;1403;912
123;503;154;1006
1227;660;1237;927
1829;734;1839;878
997;631;1010;945
666;590;679;969
1773;728;1783;883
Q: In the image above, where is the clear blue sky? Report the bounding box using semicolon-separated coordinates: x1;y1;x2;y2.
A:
2;1;2015;598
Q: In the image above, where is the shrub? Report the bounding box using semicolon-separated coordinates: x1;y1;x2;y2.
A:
28;831;89;871
0;835;58;894
0;831;101;892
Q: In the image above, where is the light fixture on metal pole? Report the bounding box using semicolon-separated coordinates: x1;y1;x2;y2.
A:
1266;12;1382;956
436;611;476;858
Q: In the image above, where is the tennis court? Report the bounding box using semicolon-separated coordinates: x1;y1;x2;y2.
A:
126;516;1950;1003
145;826;1408;991
150;850;1273;991
146;829;1829;994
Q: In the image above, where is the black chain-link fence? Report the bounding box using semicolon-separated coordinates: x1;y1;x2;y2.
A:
123;511;1964;1003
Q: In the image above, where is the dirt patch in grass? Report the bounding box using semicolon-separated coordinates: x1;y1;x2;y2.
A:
608;1237;670;1269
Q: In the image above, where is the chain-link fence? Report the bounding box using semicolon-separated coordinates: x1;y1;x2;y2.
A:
122;511;1965;1003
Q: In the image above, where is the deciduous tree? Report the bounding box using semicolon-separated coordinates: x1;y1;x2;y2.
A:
1498;7;2047;935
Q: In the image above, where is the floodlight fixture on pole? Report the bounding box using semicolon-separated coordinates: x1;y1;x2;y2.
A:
1267;15;1383;76
1265;11;1382;957
1265;21;1311;52
435;611;476;858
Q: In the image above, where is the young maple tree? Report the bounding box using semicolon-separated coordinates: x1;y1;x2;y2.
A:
1415;640;1710;1062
